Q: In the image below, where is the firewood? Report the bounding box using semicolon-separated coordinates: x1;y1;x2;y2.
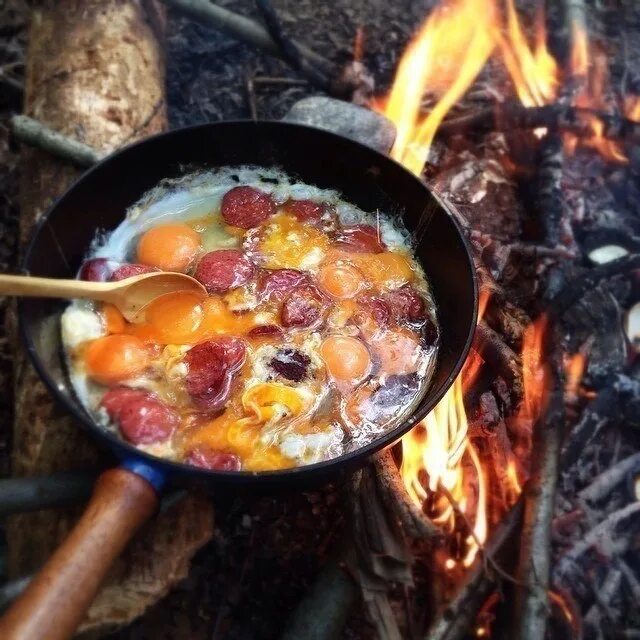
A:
512;326;565;640
7;2;213;635
553;501;640;583
372;448;441;540
474;321;523;403
424;497;524;640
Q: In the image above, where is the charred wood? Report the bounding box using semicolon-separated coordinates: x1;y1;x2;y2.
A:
578;452;640;503
372;448;441;540
537;135;576;250
551;254;640;318
483;300;530;349
512;326;565;640
474;321;523;402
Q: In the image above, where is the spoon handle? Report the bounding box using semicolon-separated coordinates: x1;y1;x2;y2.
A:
0;274;111;301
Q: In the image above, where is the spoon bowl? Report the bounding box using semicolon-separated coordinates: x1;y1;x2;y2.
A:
0;272;207;322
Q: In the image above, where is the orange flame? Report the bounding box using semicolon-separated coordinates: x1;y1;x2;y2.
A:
382;0;497;174
564;351;587;401
498;0;558;108
506;457;522;495
519;315;550;424
401;293;491;567
624;95;640;122
565;26;627;162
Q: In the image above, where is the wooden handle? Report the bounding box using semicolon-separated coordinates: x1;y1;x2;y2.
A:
0;274;115;301
0;468;159;640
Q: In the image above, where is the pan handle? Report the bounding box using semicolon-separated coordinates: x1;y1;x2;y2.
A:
0;463;163;640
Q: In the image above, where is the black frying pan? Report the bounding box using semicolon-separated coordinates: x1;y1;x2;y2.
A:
1;121;477;639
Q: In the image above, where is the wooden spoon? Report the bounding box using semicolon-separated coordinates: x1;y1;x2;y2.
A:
0;272;207;321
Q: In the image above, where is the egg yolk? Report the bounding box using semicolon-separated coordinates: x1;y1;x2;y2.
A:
84;334;149;384
320;335;371;383
258;214;330;270
357;252;414;290
143;291;204;343
136;223;201;271
318;261;366;299
102;303;126;334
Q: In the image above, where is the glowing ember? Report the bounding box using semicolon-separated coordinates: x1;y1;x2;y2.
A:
566;27;627;162
506;457;522;496
564;351;588;402
624;95;640;122
519;315;550;427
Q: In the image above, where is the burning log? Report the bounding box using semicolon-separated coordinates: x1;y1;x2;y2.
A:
436;102;640;146
512;323;565;640
424;498;524;640
372;448;441;540
7;2;213;634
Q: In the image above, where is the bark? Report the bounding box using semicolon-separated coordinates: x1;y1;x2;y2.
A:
7;2;213;635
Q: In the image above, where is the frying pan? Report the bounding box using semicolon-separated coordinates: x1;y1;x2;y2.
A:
0;121;477;639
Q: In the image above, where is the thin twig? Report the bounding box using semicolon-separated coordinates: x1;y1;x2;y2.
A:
162;0;334;86
10;114;101;166
578;452;640;504
253;0;330;91
554;501;640;582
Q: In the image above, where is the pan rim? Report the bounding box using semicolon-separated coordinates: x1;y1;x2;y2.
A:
18;119;478;483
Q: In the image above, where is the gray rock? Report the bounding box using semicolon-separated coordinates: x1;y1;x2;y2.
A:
283;96;396;155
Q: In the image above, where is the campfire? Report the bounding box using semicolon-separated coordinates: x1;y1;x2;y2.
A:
1;0;639;639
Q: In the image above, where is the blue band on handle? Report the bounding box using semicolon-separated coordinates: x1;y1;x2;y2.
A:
120;458;166;493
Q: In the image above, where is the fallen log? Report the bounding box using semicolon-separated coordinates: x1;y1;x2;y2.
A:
7;2;213;635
